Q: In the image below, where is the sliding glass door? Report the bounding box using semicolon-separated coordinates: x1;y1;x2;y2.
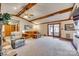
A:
48;23;60;37
48;25;53;36
53;24;60;37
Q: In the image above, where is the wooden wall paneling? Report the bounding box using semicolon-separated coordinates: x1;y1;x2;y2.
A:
4;24;20;36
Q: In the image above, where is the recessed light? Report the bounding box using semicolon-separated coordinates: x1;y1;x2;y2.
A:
13;7;17;10
23;15;28;19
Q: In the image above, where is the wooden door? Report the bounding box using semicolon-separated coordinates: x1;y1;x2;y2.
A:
4;24;19;37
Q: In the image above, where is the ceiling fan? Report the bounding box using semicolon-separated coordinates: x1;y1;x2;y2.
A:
23;13;34;18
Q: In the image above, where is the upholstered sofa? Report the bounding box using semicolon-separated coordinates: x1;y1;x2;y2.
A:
11;32;25;49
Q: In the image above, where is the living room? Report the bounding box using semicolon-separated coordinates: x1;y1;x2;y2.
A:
0;3;79;56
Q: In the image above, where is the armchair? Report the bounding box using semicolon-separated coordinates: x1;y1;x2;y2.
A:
11;32;25;49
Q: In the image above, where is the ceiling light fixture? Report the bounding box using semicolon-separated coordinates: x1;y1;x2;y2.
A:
13;7;17;10
23;15;28;19
23;13;34;19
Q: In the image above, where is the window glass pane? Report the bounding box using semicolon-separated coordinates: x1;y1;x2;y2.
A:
48;25;53;35
54;24;59;36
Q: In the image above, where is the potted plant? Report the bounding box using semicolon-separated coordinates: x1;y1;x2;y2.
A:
0;13;11;56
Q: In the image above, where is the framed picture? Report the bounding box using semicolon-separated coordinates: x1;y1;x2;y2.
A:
65;23;74;31
24;25;32;30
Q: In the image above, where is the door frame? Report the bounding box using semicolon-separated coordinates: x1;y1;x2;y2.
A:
47;23;61;38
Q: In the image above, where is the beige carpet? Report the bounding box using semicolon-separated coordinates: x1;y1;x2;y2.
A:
14;37;78;56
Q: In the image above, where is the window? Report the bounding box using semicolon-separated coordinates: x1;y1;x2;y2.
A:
48;24;60;37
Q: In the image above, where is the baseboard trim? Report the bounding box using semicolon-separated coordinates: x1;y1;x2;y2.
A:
47;35;73;41
60;37;73;41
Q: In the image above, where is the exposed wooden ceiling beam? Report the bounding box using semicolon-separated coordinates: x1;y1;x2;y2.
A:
16;3;37;16
40;19;72;24
30;6;73;21
39;4;75;24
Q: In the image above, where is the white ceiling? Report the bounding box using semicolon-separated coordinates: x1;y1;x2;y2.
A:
1;3;73;24
1;3;27;14
21;3;73;21
32;12;71;24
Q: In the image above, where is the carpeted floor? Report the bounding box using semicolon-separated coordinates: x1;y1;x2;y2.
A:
14;37;78;56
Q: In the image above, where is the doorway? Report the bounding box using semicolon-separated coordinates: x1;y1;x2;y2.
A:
48;23;61;37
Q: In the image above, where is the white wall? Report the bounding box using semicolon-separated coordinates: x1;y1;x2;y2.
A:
61;20;74;39
38;20;74;40
39;24;47;35
11;16;33;33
